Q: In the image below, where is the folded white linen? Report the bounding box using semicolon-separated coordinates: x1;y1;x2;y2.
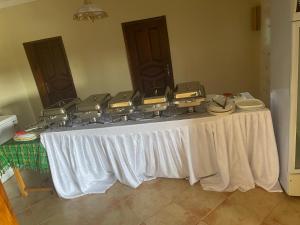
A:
41;109;281;199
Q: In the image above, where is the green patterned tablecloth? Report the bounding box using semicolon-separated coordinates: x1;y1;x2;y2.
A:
0;138;50;175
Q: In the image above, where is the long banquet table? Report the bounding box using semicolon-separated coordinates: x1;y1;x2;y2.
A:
40;109;281;199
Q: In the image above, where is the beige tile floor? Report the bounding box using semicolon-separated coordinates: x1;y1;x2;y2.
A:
3;171;300;225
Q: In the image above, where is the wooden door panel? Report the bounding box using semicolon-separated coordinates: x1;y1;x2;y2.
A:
140;63;165;77
122;16;174;96
142;75;168;96
136;30;152;64
149;28;162;61
36;46;54;80
50;43;69;76
24;37;77;108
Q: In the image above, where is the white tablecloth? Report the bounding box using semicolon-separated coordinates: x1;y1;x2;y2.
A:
41;109;281;199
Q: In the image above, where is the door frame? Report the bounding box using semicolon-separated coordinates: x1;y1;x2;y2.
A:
121;15;174;91
289;21;300;173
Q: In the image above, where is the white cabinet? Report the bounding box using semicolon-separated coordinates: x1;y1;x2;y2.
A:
0;115;17;145
271;0;300;195
0;115;17;183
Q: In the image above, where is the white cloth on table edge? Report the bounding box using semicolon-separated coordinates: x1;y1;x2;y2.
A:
41;109;281;199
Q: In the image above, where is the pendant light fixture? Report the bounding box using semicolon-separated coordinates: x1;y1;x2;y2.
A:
74;0;108;22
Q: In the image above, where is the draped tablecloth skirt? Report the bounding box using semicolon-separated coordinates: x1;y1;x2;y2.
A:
41;109;281;199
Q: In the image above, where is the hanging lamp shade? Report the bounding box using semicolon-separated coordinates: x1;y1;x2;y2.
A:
74;0;107;22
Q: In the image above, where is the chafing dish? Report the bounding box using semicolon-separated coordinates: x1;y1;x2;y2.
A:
42;99;80;117
138;87;171;117
173;81;206;112
25;120;49;133
107;91;140;121
41;98;81;127
74;93;111;123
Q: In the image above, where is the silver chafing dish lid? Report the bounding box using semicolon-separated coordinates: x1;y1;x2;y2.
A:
76;94;111;112
108;91;141;117
173;82;206;108
42;98;81;117
108;91;135;109
174;81;206;99
42;114;69;123
142;87;171;105
138;87;171;114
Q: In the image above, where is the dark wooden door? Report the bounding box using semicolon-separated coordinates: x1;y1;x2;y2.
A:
24;37;77;108
122;16;174;96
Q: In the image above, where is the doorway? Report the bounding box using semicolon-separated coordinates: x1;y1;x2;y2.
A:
122;16;174;96
23;37;77;108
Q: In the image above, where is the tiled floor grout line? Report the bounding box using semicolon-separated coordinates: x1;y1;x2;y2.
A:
9;178;293;225
258;196;286;225
198;191;235;222
14;194;54;216
137;183;192;224
164;187;236;224
166;199;204;225
145;191;181;220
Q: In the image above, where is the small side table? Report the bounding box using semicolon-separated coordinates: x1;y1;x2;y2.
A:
0;139;53;197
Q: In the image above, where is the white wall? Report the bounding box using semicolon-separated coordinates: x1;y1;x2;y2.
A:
0;0;261;127
0;17;35;128
260;0;271;106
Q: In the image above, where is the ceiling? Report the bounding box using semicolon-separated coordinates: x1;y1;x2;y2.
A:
0;0;38;9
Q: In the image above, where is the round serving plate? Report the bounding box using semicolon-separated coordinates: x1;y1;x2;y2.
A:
207;95;235;116
207;107;235;116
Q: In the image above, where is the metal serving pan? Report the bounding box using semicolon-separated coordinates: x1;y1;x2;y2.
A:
74;93;111;123
73;111;101;123
76;94;111;112
39;114;69;128
42;98;81;117
173;98;205;108
173;81;206;109
174;81;205;99
138;87;171;116
43;114;68;124
142;87;171;105
107;91;141;121
108;91;136;109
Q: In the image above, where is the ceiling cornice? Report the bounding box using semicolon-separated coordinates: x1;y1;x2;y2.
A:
0;0;38;9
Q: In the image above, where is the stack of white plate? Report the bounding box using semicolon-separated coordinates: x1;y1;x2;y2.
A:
14;133;38;142
235;99;265;110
